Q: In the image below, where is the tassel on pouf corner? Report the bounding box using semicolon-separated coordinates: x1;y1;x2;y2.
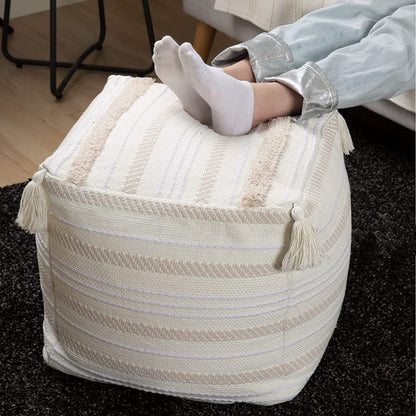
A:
281;204;323;271
338;115;354;155
16;169;49;234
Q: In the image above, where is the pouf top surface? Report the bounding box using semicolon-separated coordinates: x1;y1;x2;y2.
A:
42;76;349;214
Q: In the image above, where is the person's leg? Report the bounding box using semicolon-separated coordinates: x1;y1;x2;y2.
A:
179;4;414;134
318;4;415;110
153;38;300;134
152;36;211;125
178;43;254;136
272;4;415;119
213;0;413;82
154;1;414;134
154;1;410;129
178;43;302;136
251;82;303;127
222;58;255;82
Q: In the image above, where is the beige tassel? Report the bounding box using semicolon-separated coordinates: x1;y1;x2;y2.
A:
281;204;322;271
16;170;48;234
338;115;354;155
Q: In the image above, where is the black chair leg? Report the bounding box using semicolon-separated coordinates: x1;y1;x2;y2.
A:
0;17;14;33
1;0;155;98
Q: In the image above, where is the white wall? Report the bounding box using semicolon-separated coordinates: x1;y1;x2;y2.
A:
0;0;84;18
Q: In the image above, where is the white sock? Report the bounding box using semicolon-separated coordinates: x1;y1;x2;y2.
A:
152;36;211;125
178;42;254;136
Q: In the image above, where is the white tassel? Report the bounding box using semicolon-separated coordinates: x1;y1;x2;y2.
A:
338;115;354;155
16;170;48;234
281;204;323;271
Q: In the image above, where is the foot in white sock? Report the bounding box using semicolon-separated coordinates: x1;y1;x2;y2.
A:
178;42;254;136
152;36;211;125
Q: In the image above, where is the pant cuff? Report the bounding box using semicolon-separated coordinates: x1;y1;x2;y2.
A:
267;62;339;120
212;32;295;82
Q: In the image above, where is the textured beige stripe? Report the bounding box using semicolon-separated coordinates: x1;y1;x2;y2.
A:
55;274;345;342
50;188;348;278
240;117;291;207
51;227;275;278
305;115;339;205
58;330;332;385
121;101;183;194
46;177;290;224
194;138;230;204
66;78;154;186
322;192;350;252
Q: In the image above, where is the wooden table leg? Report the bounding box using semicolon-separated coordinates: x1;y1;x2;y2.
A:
193;21;217;63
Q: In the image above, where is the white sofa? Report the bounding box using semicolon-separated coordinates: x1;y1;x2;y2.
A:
183;0;415;131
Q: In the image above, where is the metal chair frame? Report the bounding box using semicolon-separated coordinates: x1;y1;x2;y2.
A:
1;0;155;98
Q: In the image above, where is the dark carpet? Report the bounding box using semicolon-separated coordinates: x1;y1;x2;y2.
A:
1;109;415;416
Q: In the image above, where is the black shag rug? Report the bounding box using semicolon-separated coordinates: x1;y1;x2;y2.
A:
1;109;415;416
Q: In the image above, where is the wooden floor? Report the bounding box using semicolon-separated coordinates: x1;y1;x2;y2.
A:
0;0;234;186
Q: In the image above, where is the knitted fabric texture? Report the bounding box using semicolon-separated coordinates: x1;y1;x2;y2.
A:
214;0;335;31
19;75;352;406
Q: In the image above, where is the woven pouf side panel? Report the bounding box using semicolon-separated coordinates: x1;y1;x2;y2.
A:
39;175;350;405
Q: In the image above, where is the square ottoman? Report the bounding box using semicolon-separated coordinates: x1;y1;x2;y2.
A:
17;75;353;405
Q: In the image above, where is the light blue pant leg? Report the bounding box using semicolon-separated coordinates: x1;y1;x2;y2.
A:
318;4;415;109
273;4;415;118
269;0;412;68
212;0;413;82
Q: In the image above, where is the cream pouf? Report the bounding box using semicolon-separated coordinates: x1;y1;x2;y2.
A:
18;76;353;406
